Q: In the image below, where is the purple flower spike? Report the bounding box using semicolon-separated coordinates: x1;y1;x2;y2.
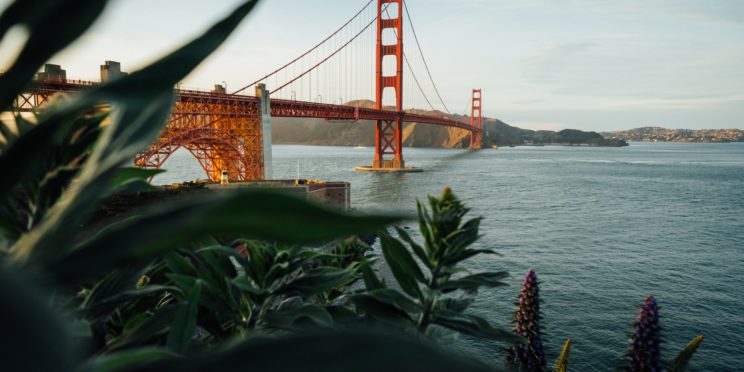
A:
507;269;546;371
628;296;662;372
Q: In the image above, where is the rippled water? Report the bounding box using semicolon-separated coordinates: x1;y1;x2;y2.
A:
155;142;744;370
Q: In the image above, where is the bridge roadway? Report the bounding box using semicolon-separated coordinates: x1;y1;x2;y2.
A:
17;77;477;132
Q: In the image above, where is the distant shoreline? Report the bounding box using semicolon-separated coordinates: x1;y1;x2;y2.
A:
602;127;744;143
623;140;744;144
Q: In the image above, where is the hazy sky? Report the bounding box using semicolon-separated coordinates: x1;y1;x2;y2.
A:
1;0;743;131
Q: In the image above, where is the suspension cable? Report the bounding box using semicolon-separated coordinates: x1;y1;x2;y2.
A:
232;0;374;95
273;7;384;94
462;94;472;116
382;7;436;112
404;58;436;111
403;1;451;114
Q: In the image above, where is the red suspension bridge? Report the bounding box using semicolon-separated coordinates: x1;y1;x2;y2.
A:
13;0;484;181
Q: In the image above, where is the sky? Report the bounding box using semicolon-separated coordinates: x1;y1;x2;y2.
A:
1;0;743;131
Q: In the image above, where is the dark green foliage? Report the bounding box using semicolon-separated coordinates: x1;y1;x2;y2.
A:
79;239;368;353
0;112;105;244
0;265;78;372
166;280;203;353
48;191;397;285
130;330;499;372
352;188;515;344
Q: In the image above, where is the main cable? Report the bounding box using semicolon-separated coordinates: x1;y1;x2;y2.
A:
274;5;387;94
232;0;374;95
383;6;436;112
403;0;451;114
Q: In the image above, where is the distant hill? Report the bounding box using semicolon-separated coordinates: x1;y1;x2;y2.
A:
602;127;744;143
272;100;627;148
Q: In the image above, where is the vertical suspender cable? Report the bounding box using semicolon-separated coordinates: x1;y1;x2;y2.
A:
403;1;451;115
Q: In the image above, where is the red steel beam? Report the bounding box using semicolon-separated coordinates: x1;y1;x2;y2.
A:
17;78;478;134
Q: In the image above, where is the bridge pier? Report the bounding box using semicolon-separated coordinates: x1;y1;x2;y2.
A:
257;83;273;180
373;118;404;169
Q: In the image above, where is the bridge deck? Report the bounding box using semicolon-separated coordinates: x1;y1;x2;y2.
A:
16;78;478;133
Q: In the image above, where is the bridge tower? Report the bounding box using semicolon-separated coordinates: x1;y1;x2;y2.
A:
469;89;483;149
373;0;405;169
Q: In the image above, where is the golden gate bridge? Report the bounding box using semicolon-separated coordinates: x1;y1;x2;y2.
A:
13;0;484;181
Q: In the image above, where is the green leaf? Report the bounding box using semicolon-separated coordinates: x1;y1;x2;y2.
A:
10;94;176;266
395;226;432;270
443;248;499;267
0;265;77;372
192;248;238;288
232;275;267;296
84;285;182;318
111;167;164;187
416;200;437;258
80;347;180;372
379;231;425;299
360;261;385;291
49;190;400;285
350;294;414;327
123;313;151;334
109;167;165;194
0;109;80;204
439;272;509;293
163;251;196;276
669;335;704;372
35;166;82;217
447;218;481;248
279;267;355;298
367;288;423;314
166;273;197;292
85;285;181;320
438;297;474;313
166;280;203;354
263;299;334;329
131;330;497;372
432;313;519;343
82;266;150;317
107;305;178;352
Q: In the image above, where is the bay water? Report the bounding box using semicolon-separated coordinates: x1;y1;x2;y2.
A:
154;142;744;370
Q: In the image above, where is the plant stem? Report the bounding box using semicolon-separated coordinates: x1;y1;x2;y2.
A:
416;263;442;333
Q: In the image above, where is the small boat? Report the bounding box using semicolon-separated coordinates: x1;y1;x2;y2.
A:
354;145;366;150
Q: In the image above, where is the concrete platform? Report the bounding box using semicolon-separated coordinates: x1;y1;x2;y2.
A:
354;166;423;173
